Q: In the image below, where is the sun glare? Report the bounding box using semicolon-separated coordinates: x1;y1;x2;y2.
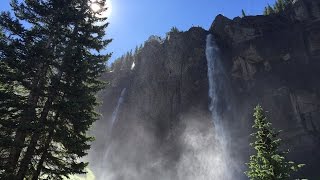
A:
91;3;101;12
90;0;112;18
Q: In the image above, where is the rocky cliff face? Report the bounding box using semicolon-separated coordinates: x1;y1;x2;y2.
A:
91;0;320;179
210;0;320;177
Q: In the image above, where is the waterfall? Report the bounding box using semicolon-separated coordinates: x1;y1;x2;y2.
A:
205;34;227;140
205;34;233;179
99;88;127;180
110;88;127;130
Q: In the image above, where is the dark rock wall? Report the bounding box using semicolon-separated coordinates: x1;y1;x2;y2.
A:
210;0;320;178
92;0;320;179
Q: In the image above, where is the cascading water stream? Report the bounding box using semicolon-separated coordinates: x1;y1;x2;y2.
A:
205;34;233;179
205;34;226;140
109;88;127;131
99;88;127;180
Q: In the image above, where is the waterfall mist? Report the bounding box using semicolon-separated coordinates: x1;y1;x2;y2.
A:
88;34;243;180
101;88;127;180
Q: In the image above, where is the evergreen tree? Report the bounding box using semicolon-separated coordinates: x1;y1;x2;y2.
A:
134;45;139;55
263;7;269;15
170;26;179;33
0;0;111;179
245;105;304;180
139;44;143;51
284;0;293;5
263;0;293;15
267;4;275;15
274;0;282;13
241;9;246;17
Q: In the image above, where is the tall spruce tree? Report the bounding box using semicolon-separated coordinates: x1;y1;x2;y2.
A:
241;9;246;17
245;105;304;180
0;0;111;179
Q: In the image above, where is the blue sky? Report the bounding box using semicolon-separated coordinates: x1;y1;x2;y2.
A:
0;0;276;63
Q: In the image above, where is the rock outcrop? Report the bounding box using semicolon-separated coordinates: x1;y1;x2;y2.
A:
91;0;320;179
209;0;320;178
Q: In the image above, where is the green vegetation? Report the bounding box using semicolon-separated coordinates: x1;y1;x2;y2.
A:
245;105;305;180
0;0;110;179
110;44;143;72
241;9;246;17
263;0;294;15
165;26;181;38
66;168;95;180
170;26;180;33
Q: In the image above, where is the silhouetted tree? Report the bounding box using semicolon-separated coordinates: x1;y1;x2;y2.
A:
170;26;180;33
241;9;246;17
134;45;139;55
263;7;269;15
264;4;276;15
0;0;111;179
263;0;293;15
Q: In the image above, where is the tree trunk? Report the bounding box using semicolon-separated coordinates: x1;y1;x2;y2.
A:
7;39;52;176
15;27;77;179
16;74;61;180
31;128;54;180
7;83;41;176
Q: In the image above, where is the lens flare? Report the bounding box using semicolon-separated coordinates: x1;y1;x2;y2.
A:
90;0;112;18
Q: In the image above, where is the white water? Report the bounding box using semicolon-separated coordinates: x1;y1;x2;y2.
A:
98;88;127;180
110;88;127;130
205;34;233;180
131;61;136;70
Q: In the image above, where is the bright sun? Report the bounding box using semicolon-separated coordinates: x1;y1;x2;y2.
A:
90;0;112;18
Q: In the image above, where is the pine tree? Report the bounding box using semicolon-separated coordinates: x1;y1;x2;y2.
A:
241;9;246;17
134;45;139;55
284;0;293;5
139;44;143;51
263;7;269;15
275;0;288;13
0;0;111;179
0;23;24;175
274;0;282;13
263;0;293;15
0;8;37;178
170;26;179;33
245;105;304;180
267;4;275;15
